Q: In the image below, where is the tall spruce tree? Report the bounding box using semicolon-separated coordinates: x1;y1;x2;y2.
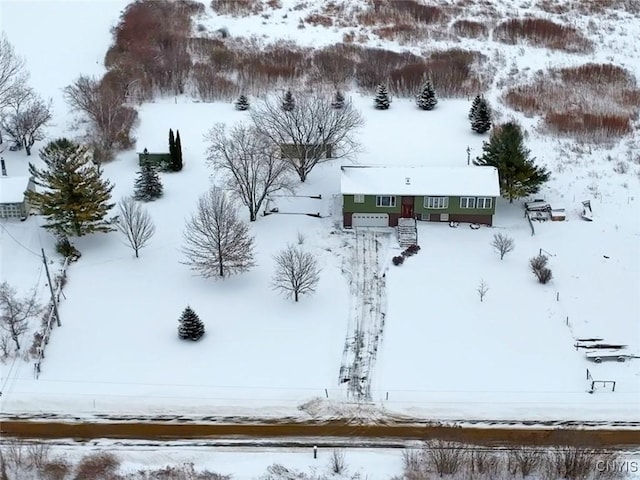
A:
331;90;345;109
27;138;115;237
474;122;550;203
416;80;437;110
177;306;205;341
173;130;183;171
469;95;492;133
235;94;250;111
169;128;176;167
133;163;163;201
374;84;390;110
281;90;295;112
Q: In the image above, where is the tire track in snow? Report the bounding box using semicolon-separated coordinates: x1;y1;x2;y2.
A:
339;230;389;400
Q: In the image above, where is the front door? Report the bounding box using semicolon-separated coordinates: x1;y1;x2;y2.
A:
401;196;414;218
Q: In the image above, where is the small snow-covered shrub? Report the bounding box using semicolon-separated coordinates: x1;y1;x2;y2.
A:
392;255;405;266
530;254;552;284
55;236;81;261
405;244;421;255
40;457;72;480
73;452;119;480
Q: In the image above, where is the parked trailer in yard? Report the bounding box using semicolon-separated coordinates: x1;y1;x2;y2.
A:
585;350;637;363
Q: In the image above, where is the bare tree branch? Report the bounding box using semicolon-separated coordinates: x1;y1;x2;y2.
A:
116;197;156;258
490;233;515;260
477;279;489;302
251;92;364;182
0;282;41;351
205;122;293;221
64;76;138;159
0;86;52;156
182;187;255;278
0;34;28;112
271;244;321;302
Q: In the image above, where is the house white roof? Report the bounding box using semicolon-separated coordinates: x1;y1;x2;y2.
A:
340;165;500;197
0;176;32;203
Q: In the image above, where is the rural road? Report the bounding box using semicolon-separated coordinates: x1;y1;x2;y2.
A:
2;419;640;448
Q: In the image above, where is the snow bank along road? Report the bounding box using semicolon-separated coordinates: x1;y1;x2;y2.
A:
2;419;640;447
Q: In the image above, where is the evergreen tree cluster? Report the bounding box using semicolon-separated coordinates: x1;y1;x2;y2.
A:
235;94;250;111
469;95;492;134
474;122;550;203
281;90;295;112
168;128;183;172
133;163;163;201
27;138;115;237
416;80;437;110
374;84;390;110
177;306;205;341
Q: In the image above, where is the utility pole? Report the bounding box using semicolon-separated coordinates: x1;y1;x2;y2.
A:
42;248;61;327
466;146;471;166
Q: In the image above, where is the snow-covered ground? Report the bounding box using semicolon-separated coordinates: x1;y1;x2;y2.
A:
1;0;639;424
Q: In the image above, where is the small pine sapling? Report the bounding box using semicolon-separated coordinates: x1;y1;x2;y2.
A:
416;80;437;110
235;94;250;111
281;90;295;112
374;84;390;110
491;233;515;260
177;306;205;341
331;90;345;109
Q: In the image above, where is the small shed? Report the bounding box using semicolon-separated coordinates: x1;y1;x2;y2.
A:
137;148;172;171
0;176;35;219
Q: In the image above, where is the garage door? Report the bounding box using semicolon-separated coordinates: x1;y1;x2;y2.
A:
352;213;389;227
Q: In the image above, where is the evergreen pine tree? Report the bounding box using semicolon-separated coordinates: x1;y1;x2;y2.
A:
416;80;438;110
27;138;115;237
374;84;390;110
133;163;164;201
174;130;183;171
471;96;492;134
281;90;295;112
178;306;205;341
235;94;250;111
331;90;345;109
474;122;550;203
169;128;176;167
468;94;482;120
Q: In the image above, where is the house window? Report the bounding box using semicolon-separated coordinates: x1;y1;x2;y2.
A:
460;197;476;209
476;197;492;209
353;194;365;203
424;196;449;209
376;195;396;207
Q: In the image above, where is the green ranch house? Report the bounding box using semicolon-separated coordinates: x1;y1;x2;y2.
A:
341;165;500;227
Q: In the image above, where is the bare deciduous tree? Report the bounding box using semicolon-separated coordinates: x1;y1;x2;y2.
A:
271;244;321;302
425;440;467;477
0;34;28;113
491;232;515;260
0;86;52;155
205;122;293;221
116;197;155;258
251;92;364;182
0;282;41;351
507;446;544;478
477;279;489;302
182;187;255;278
64;76;138;160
